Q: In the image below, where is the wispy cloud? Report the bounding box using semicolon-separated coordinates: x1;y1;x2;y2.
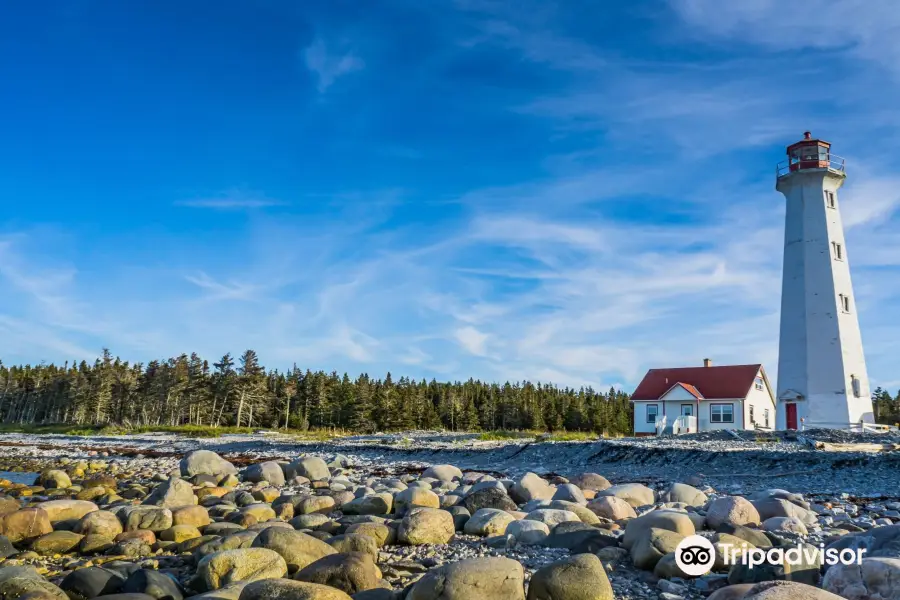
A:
175;189;286;210
670;0;900;77
302;37;364;93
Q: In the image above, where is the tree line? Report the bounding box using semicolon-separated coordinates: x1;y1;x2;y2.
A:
0;349;634;435
872;387;900;426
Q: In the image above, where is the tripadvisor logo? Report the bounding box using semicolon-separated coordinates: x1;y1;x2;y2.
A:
675;535;868;577
675;536;716;576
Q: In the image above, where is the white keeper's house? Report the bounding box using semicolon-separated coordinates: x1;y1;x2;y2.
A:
630;360;776;436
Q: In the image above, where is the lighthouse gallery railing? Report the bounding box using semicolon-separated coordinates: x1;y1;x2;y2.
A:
776;154;846;177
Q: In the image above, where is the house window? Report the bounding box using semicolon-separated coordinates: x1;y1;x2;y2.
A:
754;377;764;391
749;405;755;424
851;375;861;398
710;403;734;423
832;242;843;260
839;294;851;313
825;190;836;208
764;409;770;428
646;404;659;423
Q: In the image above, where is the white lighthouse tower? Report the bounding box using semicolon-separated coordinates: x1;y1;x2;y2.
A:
775;132;875;431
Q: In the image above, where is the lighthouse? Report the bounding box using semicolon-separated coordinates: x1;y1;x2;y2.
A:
775;132;875;431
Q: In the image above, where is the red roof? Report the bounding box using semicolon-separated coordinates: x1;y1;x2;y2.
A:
631;364;763;401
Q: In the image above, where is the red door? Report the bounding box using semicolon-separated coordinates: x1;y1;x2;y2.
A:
786;403;798;430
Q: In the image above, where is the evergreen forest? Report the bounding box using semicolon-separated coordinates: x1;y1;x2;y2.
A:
0;349;635;435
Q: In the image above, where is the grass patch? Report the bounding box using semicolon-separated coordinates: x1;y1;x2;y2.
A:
478;430;601;442
0;423;346;440
0;423;107;436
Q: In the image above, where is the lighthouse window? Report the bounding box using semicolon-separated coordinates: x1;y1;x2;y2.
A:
839;294;851;313
825;190;836;208
851;375;861;398
832;242;843;260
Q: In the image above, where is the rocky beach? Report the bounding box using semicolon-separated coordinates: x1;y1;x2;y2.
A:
0;429;897;600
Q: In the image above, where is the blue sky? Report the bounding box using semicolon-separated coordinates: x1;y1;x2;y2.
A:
2;0;900;392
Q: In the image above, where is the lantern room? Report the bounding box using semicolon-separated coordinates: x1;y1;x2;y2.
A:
777;131;845;177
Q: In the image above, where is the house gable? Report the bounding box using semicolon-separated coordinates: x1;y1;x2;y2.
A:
660;382;704;402
756;366;777;407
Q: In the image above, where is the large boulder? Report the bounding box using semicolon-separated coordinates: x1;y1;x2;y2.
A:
505;520;550;545
763;517;808;535
197;547;288;590
549;500;601;525
38;470;72;490
753;498;817;526
568;473;611;492
464;488;518;513
527;553;613;600
587;496;636;520
288;457;331;482
242;462;285;487
0;508;52;543
342;495;392;516
422;465;463;482
238;579;352;600
173;505;211;528
0;576;67;600
510;473;554;504
751;489;809;509
822;557;900;600
717;524;774;548
60;567;125;600
595;483;654;508
543;523;619;553
120;506;173;532
31;531;84;555
825;524;900;558
250;526;336;573
551;484;586;504
398;507;455;545
36;499;98;523
661;483;708;507
524;509;580;529
407;556;525;600
121;569;184;600
180;450;238;479
708;585;757;600
75;510;124;539
295;552;381;595
0;498;19;517
622;510;695;550
294;496;335;516
706;496;761;529
394;488;440;516
327;533;378;559
630;527;686;571
346;523;393;547
743;581;845;600
464;509;517;537
144;477;196;509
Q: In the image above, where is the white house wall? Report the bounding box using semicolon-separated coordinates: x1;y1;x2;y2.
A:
744;373;776;430
632;401;658;434
698;399;743;430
